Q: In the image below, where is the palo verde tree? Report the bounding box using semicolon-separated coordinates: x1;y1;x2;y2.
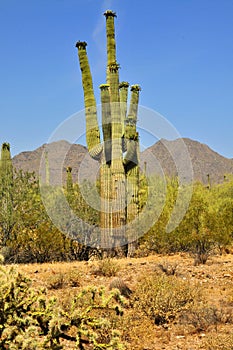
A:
76;10;141;256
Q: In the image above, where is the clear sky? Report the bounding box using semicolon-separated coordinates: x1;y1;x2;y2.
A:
0;0;232;158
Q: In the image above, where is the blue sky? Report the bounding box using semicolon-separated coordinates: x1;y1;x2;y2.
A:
0;0;232;158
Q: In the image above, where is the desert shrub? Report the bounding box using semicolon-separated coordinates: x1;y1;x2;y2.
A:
47;273;65;290
66;269;81;287
133;274;199;325
0;256;125;349
201;333;233;350
157;260;178;276
46;269;81;290
179;303;221;332
93;258;120;277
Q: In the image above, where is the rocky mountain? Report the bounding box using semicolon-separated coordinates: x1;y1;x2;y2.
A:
12;140;99;185
141;138;233;184
12;138;233;185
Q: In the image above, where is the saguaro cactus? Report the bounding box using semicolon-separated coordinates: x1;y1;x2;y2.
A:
66;166;74;194
76;10;141;256
0;143;14;246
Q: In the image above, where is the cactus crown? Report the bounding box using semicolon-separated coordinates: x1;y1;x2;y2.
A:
119;81;129;89
131;84;141;92
2;143;10;151
76;41;87;50
108;62;120;72
99;84;110;90
104;10;117;18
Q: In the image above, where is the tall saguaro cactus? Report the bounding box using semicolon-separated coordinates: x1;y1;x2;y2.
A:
76;10;141;256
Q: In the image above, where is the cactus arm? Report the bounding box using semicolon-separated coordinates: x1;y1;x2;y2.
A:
109;64;123;165
128;84;141;121
104;11;123;165
104;10;117;84
124;85;141;167
124;86;141;256
100;84;112;164
119;81;129;148
76;41;102;160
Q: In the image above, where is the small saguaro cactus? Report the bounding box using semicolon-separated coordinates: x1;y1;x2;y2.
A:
0;143;13;182
76;10;141;256
66;166;74;199
0;143;14;246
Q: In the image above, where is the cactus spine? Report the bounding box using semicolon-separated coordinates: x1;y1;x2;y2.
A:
76;10;141;256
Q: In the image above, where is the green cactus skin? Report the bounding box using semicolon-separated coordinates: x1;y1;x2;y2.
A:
76;11;141;256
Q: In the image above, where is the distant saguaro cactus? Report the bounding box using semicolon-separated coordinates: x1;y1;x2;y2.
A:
0;143;14;245
76;10;141;256
66;166;73;194
0;143;13;182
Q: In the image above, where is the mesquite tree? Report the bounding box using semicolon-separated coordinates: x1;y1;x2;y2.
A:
76;10;141;256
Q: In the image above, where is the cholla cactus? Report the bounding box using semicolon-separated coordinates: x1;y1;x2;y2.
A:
76;10;141;256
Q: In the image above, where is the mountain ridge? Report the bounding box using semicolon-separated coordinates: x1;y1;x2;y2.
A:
12;138;233;185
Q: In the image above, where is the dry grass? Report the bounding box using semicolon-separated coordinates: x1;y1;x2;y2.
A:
15;252;233;350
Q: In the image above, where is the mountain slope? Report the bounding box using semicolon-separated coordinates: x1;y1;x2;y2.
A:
12;138;233;185
142;138;233;184
13;140;98;185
